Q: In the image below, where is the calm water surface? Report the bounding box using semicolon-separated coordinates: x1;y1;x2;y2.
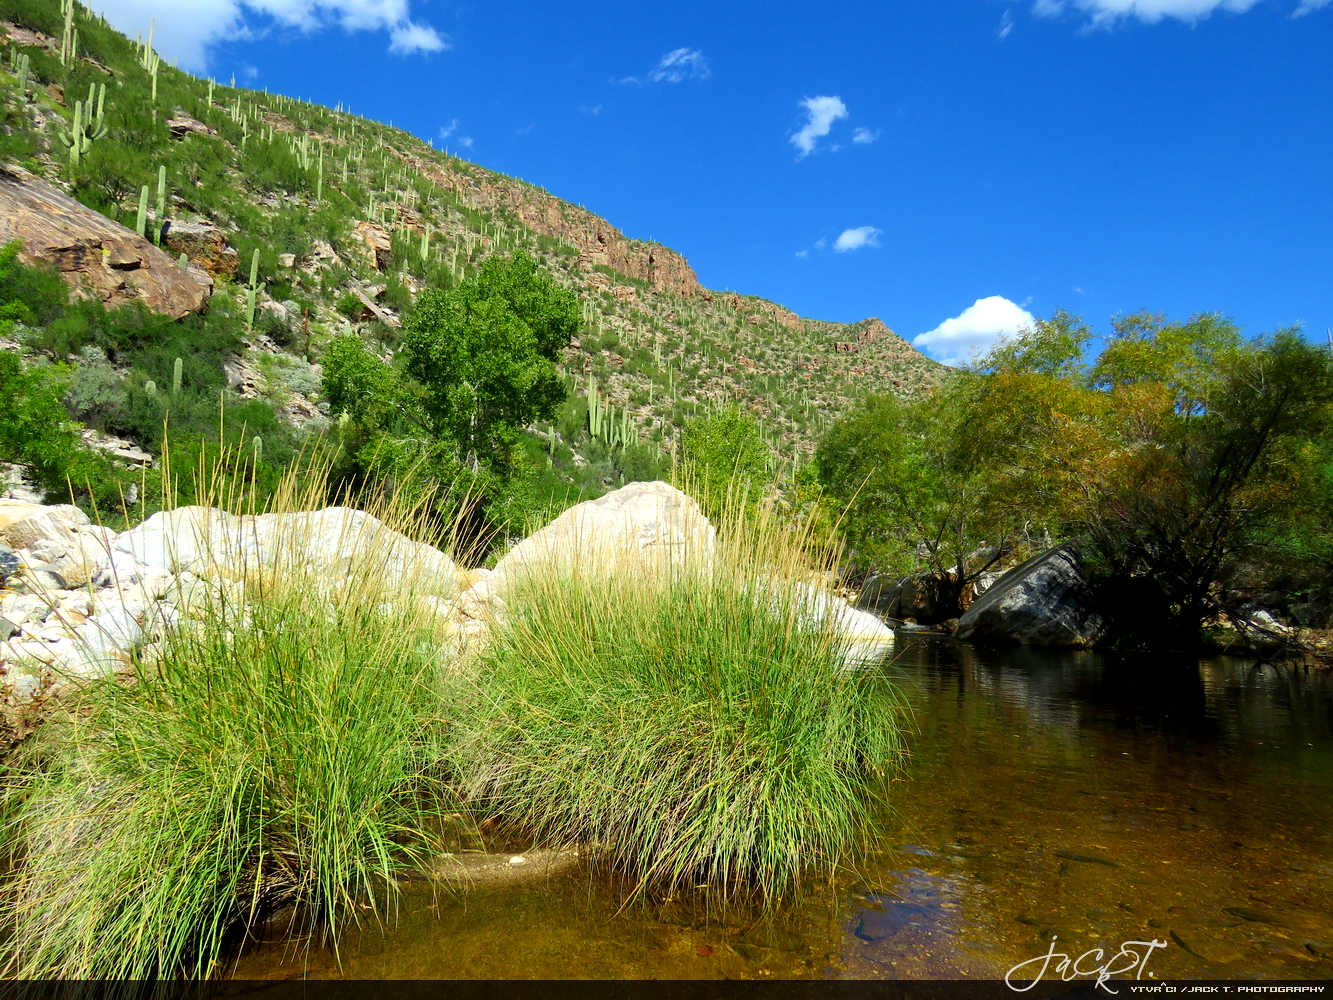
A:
231;637;1333;981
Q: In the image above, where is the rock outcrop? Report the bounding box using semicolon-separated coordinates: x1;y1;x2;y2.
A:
3;486;892;724
953;544;1102;648
161;220;239;280
395;150;701;297
101;505;457;592
0;162;211;319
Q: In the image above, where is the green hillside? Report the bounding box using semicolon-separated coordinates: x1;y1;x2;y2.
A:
0;0;942;528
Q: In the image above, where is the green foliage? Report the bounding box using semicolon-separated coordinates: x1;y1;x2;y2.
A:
396;250;578;467
62;344;125;424
0;349;128;506
1;513;466;978
678;403;770;519
321;333;405;426
0;241;68;326
819;307;1333;645
444;513;905;898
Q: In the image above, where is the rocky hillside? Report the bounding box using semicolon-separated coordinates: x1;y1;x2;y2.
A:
0;0;942;493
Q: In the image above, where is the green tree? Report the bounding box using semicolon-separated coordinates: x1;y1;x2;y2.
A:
678;404;770;520
398;251;579;470
320;252;580;546
815;390;1016;617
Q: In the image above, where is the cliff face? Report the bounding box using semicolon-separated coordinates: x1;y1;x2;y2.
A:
395;148;700;297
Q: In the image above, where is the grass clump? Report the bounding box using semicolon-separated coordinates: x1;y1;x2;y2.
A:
444;503;905;899
0;479;467;979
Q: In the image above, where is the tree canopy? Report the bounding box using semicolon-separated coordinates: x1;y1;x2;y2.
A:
815;310;1333;643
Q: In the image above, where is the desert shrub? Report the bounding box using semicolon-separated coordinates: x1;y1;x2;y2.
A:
0;349;128;506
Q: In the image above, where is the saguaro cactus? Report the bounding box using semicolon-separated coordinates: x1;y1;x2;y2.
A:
56;85;109;166
134;185;149;238
153;165;167;243
244;250;264;332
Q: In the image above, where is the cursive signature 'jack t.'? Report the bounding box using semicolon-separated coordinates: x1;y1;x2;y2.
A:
1006;937;1169;993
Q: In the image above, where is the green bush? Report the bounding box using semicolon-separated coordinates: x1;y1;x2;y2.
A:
445;508;905;898
0;241;68;326
678;403;771;520
0;349;128;507
1;498;467;978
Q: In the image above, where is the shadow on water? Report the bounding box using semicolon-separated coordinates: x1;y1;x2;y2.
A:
230;636;1333;981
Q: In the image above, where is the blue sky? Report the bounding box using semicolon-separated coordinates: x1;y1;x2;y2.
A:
90;0;1333;364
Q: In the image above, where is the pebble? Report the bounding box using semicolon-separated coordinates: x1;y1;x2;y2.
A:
508;855;527;866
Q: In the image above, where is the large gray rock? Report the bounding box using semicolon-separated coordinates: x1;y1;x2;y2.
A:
953;544;1102;648
97;505;458;595
1;503;116;588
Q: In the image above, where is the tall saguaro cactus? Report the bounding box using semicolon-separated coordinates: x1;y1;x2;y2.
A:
244;250;264;332
153;165;167;243
56;83;108;166
59;0;75;66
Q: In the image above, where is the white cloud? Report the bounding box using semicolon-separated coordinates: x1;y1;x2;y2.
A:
998;8;1016;35
790;95;848;158
649;48;710;83
1294;0;1331;12
913;296;1037;366
388;20;445;54
833;226;881;252
1030;0;1276;25
87;0;448;71
851;126;880;144
438;118;460;141
794;249;808;258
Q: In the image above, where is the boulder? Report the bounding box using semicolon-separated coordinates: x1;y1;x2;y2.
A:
0;499;46;532
2;503;90;549
480;481;890;663
0;162;211;319
165;112;217;140
491;480;715;590
161;220;239;280
98;505;457;595
2;505;115;588
354;220;393;271
785;580;894;664
953;544;1102;648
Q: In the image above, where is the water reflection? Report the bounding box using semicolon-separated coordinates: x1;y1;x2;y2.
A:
230;637;1333;981
849;636;1333;981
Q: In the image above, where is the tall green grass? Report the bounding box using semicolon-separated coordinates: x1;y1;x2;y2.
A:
0;469;470;979
444;500;906;900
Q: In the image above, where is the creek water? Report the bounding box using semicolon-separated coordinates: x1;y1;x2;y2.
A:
229;636;1333;981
